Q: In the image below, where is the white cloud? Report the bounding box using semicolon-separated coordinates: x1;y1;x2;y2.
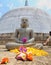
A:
36;0;51;10
7;3;17;10
0;12;2;18
18;0;24;2
0;3;3;8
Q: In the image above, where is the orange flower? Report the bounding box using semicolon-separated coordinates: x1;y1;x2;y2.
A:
1;57;9;64
26;53;33;61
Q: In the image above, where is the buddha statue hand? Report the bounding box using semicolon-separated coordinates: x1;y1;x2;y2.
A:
26;38;34;43
15;38;22;43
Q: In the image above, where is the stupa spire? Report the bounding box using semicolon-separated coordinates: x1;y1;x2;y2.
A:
25;0;28;6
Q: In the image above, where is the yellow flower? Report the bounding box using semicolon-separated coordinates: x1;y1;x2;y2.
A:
10;47;48;56
10;49;19;53
26;47;48;56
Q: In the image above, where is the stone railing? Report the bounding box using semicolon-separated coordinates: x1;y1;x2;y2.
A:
0;32;50;45
34;33;49;42
0;33;15;45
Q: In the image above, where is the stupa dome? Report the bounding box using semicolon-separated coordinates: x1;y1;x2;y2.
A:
0;6;51;33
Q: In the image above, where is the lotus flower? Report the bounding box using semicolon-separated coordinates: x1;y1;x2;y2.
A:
19;46;27;52
15;52;26;61
22;37;27;43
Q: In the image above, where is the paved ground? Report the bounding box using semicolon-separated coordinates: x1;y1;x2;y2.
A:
0;45;51;65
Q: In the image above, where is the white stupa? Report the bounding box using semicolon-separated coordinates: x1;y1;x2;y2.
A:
0;0;51;33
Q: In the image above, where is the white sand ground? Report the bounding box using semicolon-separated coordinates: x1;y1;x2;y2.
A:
0;45;51;65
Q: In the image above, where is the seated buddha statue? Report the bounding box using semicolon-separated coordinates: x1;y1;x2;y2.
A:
6;18;34;50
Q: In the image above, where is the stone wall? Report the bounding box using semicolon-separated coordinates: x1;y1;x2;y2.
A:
0;32;50;45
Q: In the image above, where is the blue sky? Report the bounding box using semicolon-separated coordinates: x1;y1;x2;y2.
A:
0;0;51;17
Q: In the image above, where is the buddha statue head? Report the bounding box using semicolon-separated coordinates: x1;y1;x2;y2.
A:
21;17;29;28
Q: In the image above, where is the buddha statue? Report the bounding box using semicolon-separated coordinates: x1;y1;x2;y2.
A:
6;18;34;50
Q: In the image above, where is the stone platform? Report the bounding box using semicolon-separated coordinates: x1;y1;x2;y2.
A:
0;45;51;65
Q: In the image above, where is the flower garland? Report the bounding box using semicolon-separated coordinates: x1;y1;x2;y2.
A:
10;46;48;61
10;46;48;56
